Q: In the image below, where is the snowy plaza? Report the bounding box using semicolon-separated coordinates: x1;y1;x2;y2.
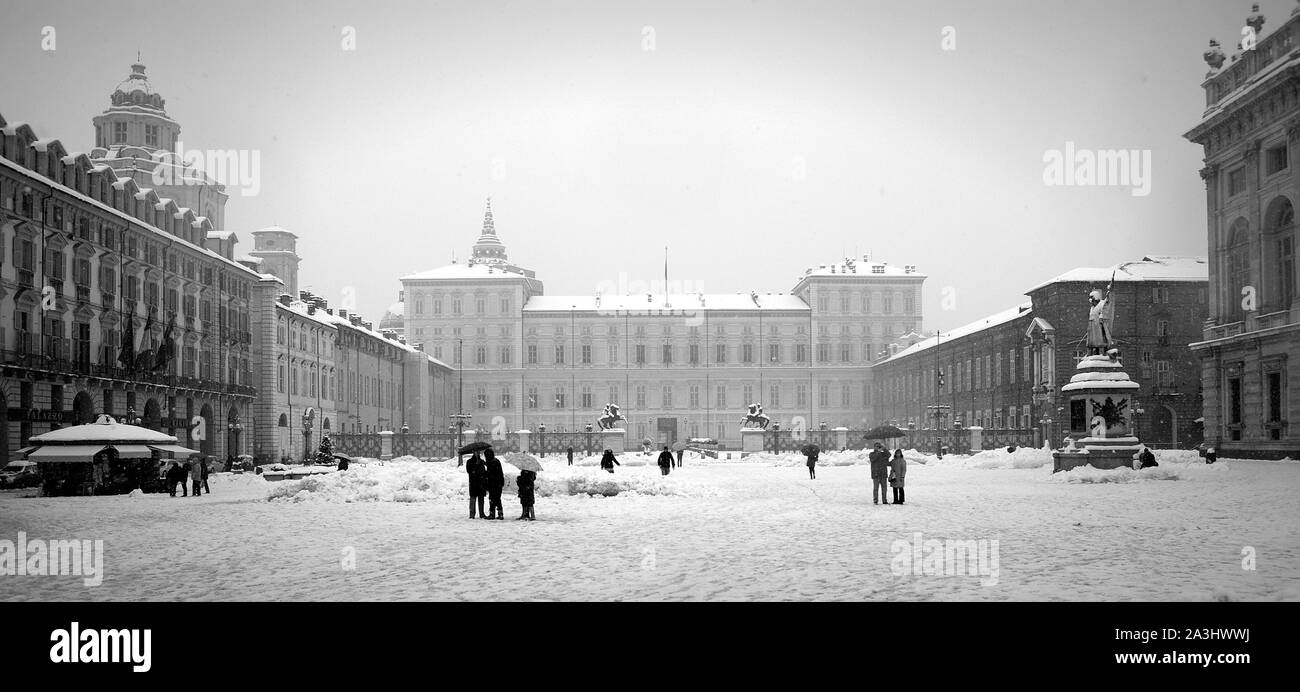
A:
2;449;1297;602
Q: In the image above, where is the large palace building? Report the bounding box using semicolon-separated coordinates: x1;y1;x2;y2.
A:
397;200;925;447
1185;6;1300;459
1;64;256;465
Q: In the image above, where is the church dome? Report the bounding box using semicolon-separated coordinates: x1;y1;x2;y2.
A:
109;62;166;111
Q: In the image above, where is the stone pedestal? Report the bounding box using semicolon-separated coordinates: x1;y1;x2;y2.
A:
379;430;394;460
1053;354;1143;472
601;428;626;454
516;430;531;454
740;428;766;456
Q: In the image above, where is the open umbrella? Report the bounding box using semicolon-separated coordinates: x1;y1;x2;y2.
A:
331;452;353;462
671;440;690;452
458;441;493;455
502;452;542;473
799;443;821;456
862;425;906;440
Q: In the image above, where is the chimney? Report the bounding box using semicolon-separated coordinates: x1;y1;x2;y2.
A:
307;305;317;315
363;321;373;330
415;343;424;352
338;309;349;319
349;315;362;326
326;308;334;316
278;295;292;307
298;290;310;302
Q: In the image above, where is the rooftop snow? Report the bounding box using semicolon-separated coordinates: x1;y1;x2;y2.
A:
401;262;532;281
797;258;926;280
1025;256;1207;293
523;293;811;313
881;302;1033;364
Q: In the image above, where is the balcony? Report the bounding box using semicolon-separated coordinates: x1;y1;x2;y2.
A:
1252;310;1294;332
101;293;116;309
17;268;34;288
75;285;91;303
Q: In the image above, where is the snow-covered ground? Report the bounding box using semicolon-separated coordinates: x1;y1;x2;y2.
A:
1;449;1297;601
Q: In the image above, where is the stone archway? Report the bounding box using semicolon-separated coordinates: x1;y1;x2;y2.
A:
73;390;96;425
1148;404;1176;447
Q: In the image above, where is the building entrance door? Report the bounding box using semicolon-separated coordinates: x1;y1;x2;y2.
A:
656;418;678;447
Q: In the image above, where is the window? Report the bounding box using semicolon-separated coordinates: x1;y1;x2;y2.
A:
841;385;851;407
1227;376;1243;439
1152;286;1170;304
769;385;780;408
113;122;127;143
883;294;894;314
795;343;807;363
818;385;829;408
1228;168;1246;196
839;343;851;363
527;388;538;409
635;344;646;365
581;386;592;409
715;344;727;364
1156;361;1172;387
742;343;753;363
1267;144;1289;176
1156;320;1170;337
716;386;727;409
796;384;807;408
1278;235;1295;309
476;346;487;365
689;386;700;408
1266;371;1284;425
769;343;780;363
689;343;700;365
636;385;646;408
581;344;592;364
502;390;512;409
527;344;537;364
145;124;159;148
662;386;673;409
904;293;915;314
662;344;673;364
817;343;830;362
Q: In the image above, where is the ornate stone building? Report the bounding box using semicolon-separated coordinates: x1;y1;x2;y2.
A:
400;200;925;447
1;81;256;465
1185;6;1300;459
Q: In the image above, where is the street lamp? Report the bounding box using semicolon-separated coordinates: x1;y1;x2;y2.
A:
301;410;314;463
226;415;243;462
449;412;472;459
538;422;547;457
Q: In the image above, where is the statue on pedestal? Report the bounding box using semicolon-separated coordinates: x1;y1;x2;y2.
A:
741;403;770;430
1086;275;1116;356
596;403;625;430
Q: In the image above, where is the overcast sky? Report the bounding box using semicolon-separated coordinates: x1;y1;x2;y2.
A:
0;0;1269;330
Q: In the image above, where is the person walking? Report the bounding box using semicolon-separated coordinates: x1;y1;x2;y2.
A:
804;446;819;480
868;443;890;505
657;446;673;476
516;469;536;521
167;461;186;497
566;447;574;466
600;449;620;474
485;449;506;520
200;457;212;494
889;449;907;505
188;459;203;497
466;452;489;519
675;447;684;468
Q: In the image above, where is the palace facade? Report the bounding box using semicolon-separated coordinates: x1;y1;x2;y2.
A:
397;200;925;447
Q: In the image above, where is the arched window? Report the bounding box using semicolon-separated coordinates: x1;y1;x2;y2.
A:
278;413;288;427
1264;197;1296;310
1226;218;1251;321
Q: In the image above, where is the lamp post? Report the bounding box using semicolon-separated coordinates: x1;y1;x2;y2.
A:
584;422;593;456
538;422;547;458
301;410;313;463
227;415;243;463
450;412;472;460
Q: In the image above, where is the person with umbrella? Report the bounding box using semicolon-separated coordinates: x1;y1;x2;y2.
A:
516;468;536;521
868;442;891;505
466;451;489;519
657;445;674;475
600;449;620;474
485;448;506;519
802;443;820;480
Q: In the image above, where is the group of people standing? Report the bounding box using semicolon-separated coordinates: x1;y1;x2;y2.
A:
465;449;535;520
868;443;907;505
164;457;210;497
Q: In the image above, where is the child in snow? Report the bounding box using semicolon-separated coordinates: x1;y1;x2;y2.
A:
516;469;536;521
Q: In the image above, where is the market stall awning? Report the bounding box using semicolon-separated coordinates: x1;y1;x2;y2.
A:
27;445;108;462
109;444;155;459
148;444;200;457
11;446;39;457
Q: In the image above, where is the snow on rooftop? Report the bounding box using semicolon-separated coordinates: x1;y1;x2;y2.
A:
523;293;810;313
401;262;532;281
882;302;1033;364
798;257;925;280
1025;256;1207;293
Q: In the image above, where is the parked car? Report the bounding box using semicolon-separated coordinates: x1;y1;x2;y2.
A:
0;460;42;489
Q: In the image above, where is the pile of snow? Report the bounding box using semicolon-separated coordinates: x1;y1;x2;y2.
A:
266;457;713;503
961;447;1055;470
1050;459;1230;484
